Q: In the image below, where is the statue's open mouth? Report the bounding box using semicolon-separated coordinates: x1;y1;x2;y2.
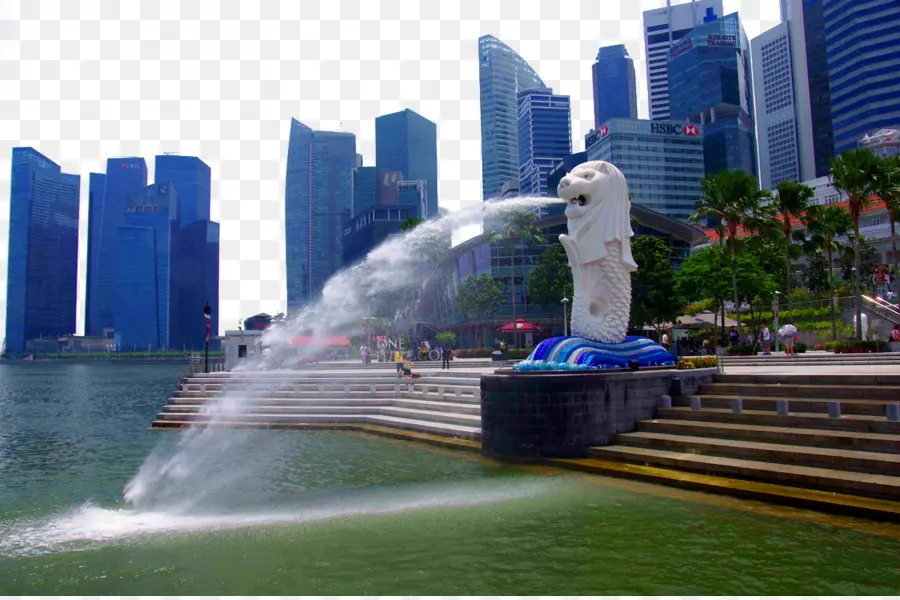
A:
564;194;588;207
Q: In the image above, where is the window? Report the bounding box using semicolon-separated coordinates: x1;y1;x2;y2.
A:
238;345;247;358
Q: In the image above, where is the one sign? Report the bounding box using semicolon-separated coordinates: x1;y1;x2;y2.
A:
650;122;700;136
669;38;693;59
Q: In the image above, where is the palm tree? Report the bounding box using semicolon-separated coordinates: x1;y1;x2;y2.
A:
692;170;771;340
488;211;545;348
872;154;900;293
808;205;853;340
830;148;880;340
775;181;816;313
690;177;726;344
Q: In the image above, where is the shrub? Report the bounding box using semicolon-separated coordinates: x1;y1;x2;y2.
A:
726;344;756;356
796;342;807;354
677;356;718;370
434;331;457;348
814;344;825;351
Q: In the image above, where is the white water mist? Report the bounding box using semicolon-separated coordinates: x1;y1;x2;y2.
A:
123;197;562;511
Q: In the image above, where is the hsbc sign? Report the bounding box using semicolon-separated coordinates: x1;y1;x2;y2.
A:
650;123;699;136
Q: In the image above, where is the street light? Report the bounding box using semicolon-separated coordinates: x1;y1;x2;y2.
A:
561;297;570;337
203;301;211;373
773;291;781;353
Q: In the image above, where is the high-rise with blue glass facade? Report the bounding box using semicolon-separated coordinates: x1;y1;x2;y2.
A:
479;35;547;200
668;11;757;176
823;0;900;155
154;154;211;227
375;109;438;218
5;148;80;353
153;153;218;347
284;118;357;310
592;45;638;128
86;157;148;337
351;166;378;217
85;172;106;336
114;182;179;351
516;88;573;197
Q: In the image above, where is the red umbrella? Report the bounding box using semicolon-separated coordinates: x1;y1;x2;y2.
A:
497;319;543;333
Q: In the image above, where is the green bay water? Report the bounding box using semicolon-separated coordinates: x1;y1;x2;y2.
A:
1;363;899;595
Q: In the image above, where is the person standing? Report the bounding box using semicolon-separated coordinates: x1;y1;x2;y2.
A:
395;348;404;378
761;325;771;355
442;345;452;370
661;331;670;351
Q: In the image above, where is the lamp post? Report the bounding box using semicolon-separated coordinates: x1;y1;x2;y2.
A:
773;291;781;353
561;297;570;337
203;301;211;373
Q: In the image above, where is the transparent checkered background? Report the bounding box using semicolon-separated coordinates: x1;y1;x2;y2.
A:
0;0;777;341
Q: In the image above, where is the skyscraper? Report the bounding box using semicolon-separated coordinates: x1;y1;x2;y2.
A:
351;166;378;217
86;157;148;337
284;118;357;310
374;109;438;218
154;154;211;227
84;172;106;336
752;18;817;189
643;0;724;121
516;88;573;197
114;182;179;351
668;11;757;176
786;0;835;177
172;219;220;351
592;45;638;128
5;148;80;353
478;35;547;199
823;0;900;154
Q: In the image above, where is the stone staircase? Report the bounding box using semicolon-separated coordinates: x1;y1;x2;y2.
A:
590;373;900;501
153;370;483;441
720;351;900;367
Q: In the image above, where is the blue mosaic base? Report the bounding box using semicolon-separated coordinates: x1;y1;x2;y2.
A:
512;336;676;371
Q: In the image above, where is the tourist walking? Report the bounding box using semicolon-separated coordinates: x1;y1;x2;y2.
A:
403;353;413;385
661;330;670;351
728;327;739;347
761;325;772;355
395;348;404;378
779;322;799;357
441;345;452;370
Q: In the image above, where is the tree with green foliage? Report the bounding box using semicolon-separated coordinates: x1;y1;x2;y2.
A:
434;331;457;348
455;273;505;322
527;242;573;309
775;181;815;312
691;170;773;339
487;211;545;347
830;147;880;339
872;154;900;291
630;236;682;336
840;235;878;289
807;204;853;340
400;217;425;232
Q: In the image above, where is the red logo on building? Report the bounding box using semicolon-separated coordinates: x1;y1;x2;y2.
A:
683;125;699;136
599;125;609;136
121;163;127;167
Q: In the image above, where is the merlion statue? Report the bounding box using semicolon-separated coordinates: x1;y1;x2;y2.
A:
512;160;674;371
557;161;636;343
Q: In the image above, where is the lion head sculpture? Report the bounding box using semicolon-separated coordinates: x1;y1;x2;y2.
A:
556;160;636;269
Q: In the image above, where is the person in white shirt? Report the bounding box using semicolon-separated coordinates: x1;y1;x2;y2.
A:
761;326;771;355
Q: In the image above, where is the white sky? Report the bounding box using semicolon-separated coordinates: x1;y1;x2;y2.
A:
0;0;780;341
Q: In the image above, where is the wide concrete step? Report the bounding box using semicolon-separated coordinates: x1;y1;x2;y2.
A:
152;414;481;439
700;382;900;401
590;445;900;500
640;417;900;453
615;431;900;476
164;397;482;413
716;373;900;386
722;352;900;362
688;394;897;417
160;404;481;426
657;406;900;435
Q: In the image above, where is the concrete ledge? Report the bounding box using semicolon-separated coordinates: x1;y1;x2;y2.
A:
152;420;481;453
513;455;900;523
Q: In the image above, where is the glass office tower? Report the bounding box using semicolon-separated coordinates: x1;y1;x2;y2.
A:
516;88;573;197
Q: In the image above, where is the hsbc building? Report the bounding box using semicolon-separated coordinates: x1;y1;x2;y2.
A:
584;118;706;221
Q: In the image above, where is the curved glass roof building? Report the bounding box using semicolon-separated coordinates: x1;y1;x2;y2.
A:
478;35;546;200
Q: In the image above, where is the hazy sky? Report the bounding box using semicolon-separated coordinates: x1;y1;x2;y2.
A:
0;0;780;340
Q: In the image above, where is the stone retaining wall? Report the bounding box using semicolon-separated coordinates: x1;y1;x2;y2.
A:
480;368;715;458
